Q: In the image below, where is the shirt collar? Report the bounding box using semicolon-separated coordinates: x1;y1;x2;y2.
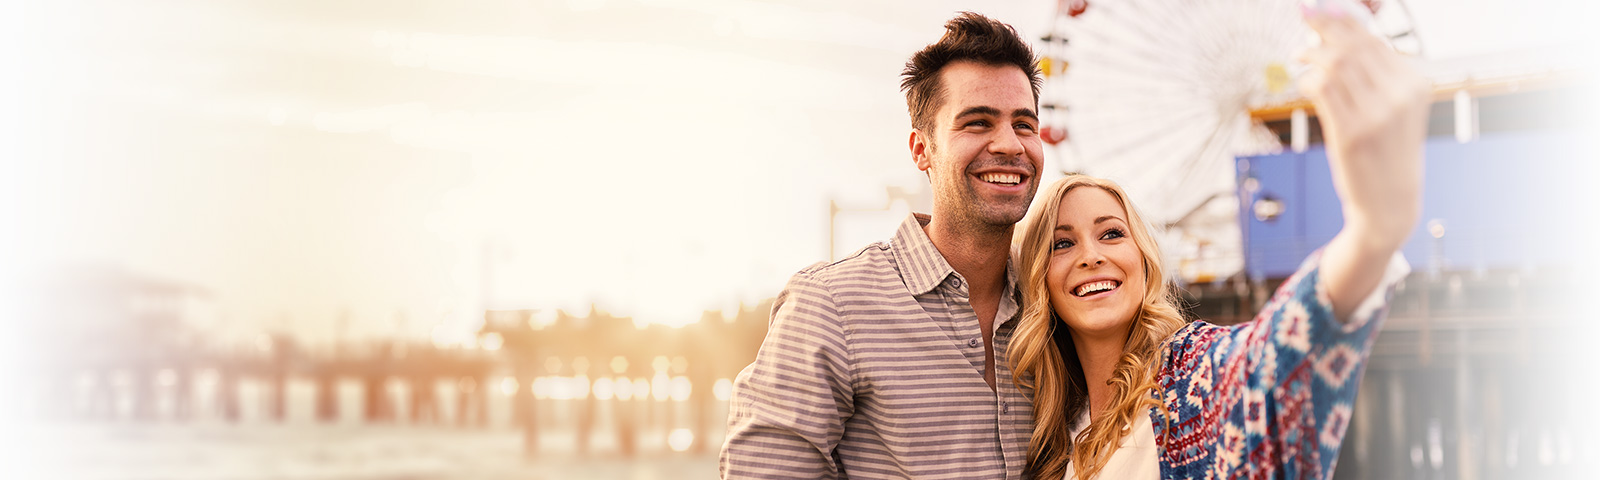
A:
892;213;1021;303
997;254;1021;328
892;213;954;296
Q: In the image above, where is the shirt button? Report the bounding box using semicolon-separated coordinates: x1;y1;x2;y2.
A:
951;277;963;289
1002;402;1009;414
969;338;980;348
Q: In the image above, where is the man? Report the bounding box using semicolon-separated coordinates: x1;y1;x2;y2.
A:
721;12;1043;479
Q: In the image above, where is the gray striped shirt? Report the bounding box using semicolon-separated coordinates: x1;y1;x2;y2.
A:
721;213;1033;479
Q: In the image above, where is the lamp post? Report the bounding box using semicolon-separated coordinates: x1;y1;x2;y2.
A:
827;186;930;262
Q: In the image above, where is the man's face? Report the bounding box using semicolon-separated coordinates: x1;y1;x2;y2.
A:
913;61;1043;230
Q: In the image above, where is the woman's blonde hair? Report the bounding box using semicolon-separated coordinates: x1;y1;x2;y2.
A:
1007;175;1188;480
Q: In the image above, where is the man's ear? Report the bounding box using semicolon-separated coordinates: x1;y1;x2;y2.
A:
909;129;931;172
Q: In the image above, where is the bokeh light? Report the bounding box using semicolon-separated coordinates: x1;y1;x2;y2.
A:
651;373;671;402
667;429;695;453
479;332;503;351
614;377;633;401
592;377;614;401
670;377;692;402
631;377;650;401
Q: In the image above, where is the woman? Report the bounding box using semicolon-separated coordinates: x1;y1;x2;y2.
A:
1007;7;1432;480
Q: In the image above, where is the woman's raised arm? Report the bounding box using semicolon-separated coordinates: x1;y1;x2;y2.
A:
1296;5;1432;321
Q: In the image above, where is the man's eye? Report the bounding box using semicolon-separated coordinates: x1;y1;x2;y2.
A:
965;120;990;128
1052;239;1073;250
1101;228;1125;240
1014;123;1036;132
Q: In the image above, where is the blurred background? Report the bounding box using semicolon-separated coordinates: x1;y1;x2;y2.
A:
1;0;1596;479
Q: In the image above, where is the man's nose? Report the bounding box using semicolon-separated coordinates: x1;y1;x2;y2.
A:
988;125;1025;156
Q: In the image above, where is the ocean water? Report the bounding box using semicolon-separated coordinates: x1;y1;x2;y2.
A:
9;373;730;479
16;423;718;480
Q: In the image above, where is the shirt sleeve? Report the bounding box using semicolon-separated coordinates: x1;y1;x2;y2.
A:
719;269;855;479
1157;250;1408;479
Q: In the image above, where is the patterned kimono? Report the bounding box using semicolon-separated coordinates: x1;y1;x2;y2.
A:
1151;252;1407;479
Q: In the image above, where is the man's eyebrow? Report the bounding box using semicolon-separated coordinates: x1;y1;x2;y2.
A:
954;106;1001;118
954;106;1038;122
1053;216;1124;232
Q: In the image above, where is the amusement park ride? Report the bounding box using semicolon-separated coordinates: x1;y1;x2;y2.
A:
1034;0;1582;283
1035;0;1424;285
1037;1;1589;478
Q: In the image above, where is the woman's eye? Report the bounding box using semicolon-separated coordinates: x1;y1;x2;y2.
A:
1101;228;1125;240
1051;239;1073;250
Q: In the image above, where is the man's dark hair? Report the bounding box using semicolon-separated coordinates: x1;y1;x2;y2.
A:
900;12;1042;134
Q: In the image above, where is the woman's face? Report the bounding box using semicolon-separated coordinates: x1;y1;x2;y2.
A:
1045;187;1146;341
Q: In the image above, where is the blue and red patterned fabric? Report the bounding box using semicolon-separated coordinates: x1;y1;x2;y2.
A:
1151;252;1396;479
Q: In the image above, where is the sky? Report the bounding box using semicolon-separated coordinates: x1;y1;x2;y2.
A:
1;0;1593;348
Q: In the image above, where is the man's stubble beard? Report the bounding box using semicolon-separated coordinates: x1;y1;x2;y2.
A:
930;154;1037;237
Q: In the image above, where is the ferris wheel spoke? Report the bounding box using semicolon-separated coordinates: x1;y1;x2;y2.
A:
1075;108;1214;160
1068;104;1213;140
1049;0;1422;230
1087;2;1201;60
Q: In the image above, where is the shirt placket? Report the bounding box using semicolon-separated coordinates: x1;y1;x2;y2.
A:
949;274;1020;479
993;322;1024;479
945;275;989;379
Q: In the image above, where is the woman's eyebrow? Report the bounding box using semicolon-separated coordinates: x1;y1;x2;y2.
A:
1054;215;1122;232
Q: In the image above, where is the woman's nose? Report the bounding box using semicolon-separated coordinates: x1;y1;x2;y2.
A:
1078;248;1105;268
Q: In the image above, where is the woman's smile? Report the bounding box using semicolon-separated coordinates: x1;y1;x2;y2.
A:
1046;186;1146;336
1071;278;1121;298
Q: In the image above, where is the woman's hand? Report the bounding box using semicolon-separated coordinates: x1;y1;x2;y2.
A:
1298;3;1430;250
1297;2;1431;320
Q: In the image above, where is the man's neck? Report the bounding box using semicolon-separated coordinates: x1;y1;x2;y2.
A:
922;216;1012;292
923;213;1015;391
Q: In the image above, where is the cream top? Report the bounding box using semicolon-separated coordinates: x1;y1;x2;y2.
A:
1060;407;1160;480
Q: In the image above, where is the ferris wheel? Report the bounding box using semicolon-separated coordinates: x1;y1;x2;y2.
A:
1035;0;1423;280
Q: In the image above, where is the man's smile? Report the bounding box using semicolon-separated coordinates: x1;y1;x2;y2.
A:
979;172;1021;185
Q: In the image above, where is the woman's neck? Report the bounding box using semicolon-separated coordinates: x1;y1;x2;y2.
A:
1072;326;1132;418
